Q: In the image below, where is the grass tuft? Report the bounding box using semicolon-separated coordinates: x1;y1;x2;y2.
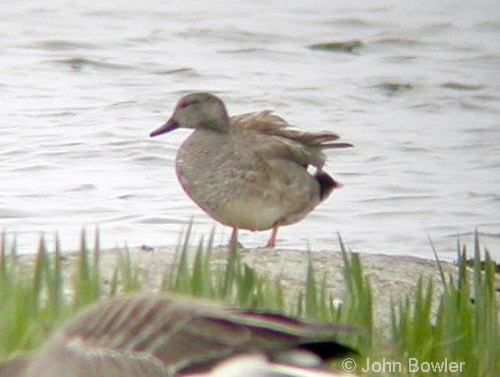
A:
389;229;499;376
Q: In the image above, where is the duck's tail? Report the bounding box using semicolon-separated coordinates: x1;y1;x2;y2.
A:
314;172;342;201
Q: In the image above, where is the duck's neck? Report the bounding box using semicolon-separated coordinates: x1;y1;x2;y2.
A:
203;114;230;133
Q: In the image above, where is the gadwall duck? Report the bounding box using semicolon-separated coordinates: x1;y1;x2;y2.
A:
7;294;357;377
150;93;352;248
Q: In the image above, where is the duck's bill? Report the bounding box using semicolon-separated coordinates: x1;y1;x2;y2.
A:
325;142;354;149
150;118;179;137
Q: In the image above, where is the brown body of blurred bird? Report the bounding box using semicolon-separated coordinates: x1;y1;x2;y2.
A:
0;294;359;377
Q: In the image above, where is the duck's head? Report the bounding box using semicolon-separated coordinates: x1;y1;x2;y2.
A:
150;93;230;137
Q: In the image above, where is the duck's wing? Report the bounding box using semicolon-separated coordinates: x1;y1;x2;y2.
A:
231;112;352;169
23;294;357;377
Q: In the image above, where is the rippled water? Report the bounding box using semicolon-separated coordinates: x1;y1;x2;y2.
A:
1;0;499;259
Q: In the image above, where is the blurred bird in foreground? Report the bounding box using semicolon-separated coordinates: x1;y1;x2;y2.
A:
0;294;359;377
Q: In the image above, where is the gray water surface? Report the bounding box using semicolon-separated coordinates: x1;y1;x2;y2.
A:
1;1;499;259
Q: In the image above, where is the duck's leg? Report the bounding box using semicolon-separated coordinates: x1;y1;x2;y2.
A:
265;225;279;249
229;227;238;250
